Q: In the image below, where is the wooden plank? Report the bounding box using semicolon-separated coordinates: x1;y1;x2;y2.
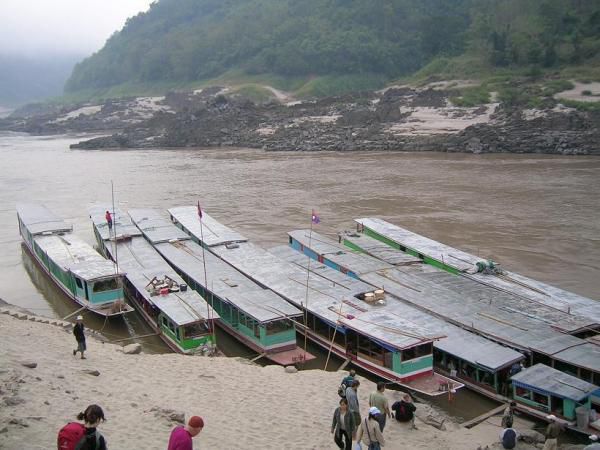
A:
338;357;352;372
462;404;507;429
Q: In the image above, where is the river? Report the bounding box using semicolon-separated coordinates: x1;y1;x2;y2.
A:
1;132;599;420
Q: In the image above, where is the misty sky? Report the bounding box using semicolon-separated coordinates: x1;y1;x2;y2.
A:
1;0;154;57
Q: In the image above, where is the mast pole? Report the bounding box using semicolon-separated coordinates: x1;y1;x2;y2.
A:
198;207;216;344
302;213;315;361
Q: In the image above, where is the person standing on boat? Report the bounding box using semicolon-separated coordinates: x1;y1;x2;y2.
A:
73;315;86;359
345;379;361;426
369;382;391;432
168;415;204;450
542;415;563;450
331;397;357;450
105;210;113;230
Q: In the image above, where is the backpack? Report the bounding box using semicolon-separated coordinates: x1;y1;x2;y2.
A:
57;423;100;450
501;429;516;449
337;383;347;398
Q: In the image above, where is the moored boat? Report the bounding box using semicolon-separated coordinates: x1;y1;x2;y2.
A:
89;205;218;354
16;203;133;317
129;208;314;365
168;206;462;396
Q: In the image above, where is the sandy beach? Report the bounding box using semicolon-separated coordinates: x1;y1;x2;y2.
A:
0;308;541;450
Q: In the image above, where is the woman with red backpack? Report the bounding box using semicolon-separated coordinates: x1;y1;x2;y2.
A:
57;404;107;450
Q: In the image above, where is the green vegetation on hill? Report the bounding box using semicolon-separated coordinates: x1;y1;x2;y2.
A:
65;0;600;98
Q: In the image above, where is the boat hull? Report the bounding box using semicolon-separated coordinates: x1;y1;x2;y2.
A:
22;240;132;318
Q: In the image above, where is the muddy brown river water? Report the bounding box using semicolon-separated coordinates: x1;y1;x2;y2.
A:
1;132;598;421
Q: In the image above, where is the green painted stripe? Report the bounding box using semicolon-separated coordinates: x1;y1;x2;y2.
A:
362;227;460;275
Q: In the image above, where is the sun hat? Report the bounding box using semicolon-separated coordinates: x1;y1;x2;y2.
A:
76;315;83;320
369;407;381;415
590;435;598;441
188;416;204;429
546;414;557;421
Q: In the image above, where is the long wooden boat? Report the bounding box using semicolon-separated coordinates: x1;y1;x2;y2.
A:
168;206;462;396
346;220;600;409
16;203;133;317
89;205;218;354
128;208;314;366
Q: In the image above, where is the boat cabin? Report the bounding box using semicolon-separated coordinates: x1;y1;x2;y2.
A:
511;363;598;421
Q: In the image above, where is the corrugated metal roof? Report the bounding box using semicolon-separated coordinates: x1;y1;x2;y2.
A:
511;364;598;401
288;230;392;275
341;231;422;266
293;229;600;373
89;204;142;241
128;209;190;244
271;245;524;371
17;203;72;235
35;233;119;281
130;210;300;323
356;217;600;326
552;343;600;373
89;208;217;325
168;206;247;247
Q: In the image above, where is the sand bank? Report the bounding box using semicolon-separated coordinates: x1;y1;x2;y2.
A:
0;310;538;449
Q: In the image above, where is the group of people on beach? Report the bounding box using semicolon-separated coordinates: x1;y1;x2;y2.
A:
57;402;203;450
332;370;418;450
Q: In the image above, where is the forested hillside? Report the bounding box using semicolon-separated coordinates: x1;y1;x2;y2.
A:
65;0;600;95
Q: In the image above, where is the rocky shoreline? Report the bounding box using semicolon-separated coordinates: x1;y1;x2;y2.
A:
2;84;599;155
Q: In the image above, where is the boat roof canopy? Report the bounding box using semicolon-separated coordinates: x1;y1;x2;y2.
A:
35;233;120;281
90;206;218;325
355;217;600;326
272;244;525;371
89;204;142;241
131;209;301;323
168;206;247;247
129;209;190;244
17;203;72;235
511;363;598;401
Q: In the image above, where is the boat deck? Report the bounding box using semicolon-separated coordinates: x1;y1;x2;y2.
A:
266;348;316;365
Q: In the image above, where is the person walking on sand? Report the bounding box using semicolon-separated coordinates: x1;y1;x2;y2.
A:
392;393;418;429
543;415;563;450
345;379;361;425
105;210;112;230
168;415;204;450
356;407;385;449
77;404;107;450
369;382;391;432
331;398;357;450
73;315;86;359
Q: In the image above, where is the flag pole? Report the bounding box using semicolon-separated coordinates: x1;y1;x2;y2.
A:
111;181;119;275
198;204;216;345
302;210;316;361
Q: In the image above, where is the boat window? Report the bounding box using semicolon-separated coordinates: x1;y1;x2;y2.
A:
175;327;180;341
183;321;209;338
593;371;600;386
75;278;83;289
402;347;416;361
265;320;293;335
92;278;118;292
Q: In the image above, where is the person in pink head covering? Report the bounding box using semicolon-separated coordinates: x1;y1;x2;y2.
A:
168;415;204;450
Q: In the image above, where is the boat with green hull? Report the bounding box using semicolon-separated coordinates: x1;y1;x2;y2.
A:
89;205;218;354
16;203;132;318
129;208;313;366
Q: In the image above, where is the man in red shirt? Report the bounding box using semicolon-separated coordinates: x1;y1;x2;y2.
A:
168;415;204;450
105;210;113;230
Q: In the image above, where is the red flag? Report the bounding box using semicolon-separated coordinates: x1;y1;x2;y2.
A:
197;201;203;219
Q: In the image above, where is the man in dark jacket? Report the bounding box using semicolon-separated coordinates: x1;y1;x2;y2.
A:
392;393;418;429
73;315;86;359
